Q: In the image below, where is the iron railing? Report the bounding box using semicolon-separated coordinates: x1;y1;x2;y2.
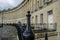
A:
0;23;57;32
31;23;57;32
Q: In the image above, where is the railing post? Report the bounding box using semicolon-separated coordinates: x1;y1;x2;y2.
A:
42;27;48;40
45;32;48;40
23;11;34;40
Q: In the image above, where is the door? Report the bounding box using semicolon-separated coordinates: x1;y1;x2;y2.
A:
48;10;54;30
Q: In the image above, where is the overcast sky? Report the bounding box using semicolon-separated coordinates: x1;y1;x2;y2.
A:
0;0;23;10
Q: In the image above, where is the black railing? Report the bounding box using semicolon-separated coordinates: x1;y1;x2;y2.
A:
31;23;57;40
31;23;57;32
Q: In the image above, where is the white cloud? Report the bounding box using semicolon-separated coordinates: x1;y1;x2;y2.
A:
0;0;23;10
7;0;15;6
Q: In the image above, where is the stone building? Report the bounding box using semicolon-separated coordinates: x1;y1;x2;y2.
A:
0;0;60;40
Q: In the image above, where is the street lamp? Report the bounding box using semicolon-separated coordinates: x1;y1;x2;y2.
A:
0;11;2;28
0;10;4;28
2;11;3;27
1;10;5;27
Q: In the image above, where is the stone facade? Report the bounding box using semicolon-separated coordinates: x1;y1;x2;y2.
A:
0;0;60;40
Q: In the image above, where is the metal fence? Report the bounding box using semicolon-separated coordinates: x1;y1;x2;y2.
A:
31;23;57;32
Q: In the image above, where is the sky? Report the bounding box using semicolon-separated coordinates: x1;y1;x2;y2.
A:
0;0;23;10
